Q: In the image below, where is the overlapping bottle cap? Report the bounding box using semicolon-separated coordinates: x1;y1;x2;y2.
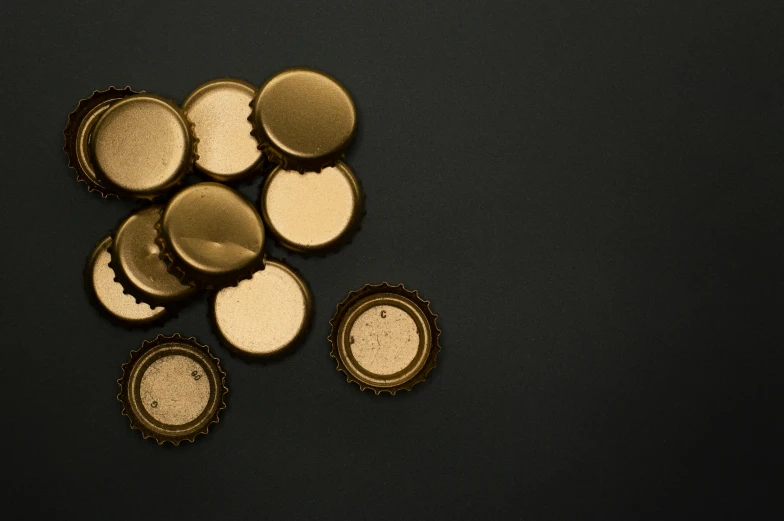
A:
91;94;195;198
249;68;356;172
156;182;265;287
111;206;198;307
65;69;441;445
183;78;263;182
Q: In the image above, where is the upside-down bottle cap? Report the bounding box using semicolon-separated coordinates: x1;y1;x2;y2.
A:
329;283;441;394
117;334;227;445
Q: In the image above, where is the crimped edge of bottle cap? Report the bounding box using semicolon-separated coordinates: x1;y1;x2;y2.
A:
249;130;345;174
328;282;441;395
117;333;227;445
63;86;140;198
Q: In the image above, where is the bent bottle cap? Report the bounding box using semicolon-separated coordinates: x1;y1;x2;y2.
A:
157;182;265;287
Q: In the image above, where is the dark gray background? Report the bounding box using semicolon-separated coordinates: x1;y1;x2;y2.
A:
1;1;782;519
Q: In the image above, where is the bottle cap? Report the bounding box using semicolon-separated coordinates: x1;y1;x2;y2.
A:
329;283;441;394
157;182;265;287
117;333;227;445
183;78;264;182
85;236;167;325
261;161;363;253
212;258;311;357
91;94;195;198
250;68;356;173
110;205;199;307
63;86;139;197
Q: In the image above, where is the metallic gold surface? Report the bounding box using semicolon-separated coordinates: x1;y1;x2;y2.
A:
86;236;166;324
111;206;198;306
63;87;139;197
91;94;194;198
261;161;362;252
212;259;311;357
250;68;356;172
117;334;227;445
183;78;263;182
158;182;265;286
329;283;441;394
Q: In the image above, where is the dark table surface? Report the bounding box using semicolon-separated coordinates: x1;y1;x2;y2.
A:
1;1;781;519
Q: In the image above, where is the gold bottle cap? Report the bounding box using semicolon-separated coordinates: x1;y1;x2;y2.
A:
117;334;227;445
250;68;356;172
212;259;311;357
91;94;195;198
329;283;441;394
85;236;167;325
261;161;363;252
157;182;265;287
183;78;263;182
111;206;198;306
63;86;139;197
